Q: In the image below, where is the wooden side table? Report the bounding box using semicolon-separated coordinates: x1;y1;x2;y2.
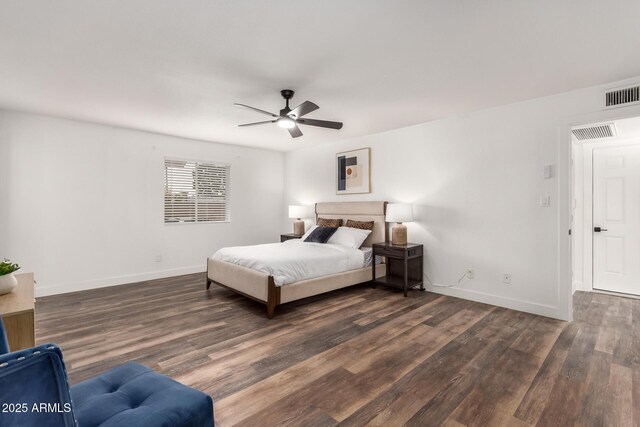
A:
0;272;36;351
281;233;303;242
372;242;424;297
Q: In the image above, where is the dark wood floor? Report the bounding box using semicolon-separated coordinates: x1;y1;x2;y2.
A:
36;274;637;426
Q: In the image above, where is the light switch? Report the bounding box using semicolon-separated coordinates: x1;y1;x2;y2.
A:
544;165;554;179
539;195;550;207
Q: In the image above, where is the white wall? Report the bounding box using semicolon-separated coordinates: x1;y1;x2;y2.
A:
284;77;640;320
0;111;284;296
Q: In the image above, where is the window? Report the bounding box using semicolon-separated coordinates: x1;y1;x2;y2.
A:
164;159;230;223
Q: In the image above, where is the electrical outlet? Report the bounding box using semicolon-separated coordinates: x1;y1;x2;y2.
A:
465;268;474;279
503;273;511;284
154;255;162;263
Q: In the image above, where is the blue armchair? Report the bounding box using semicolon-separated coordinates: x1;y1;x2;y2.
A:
0;316;214;427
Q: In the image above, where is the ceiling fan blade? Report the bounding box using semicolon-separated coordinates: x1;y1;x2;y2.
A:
288;101;319;119
234;103;279;118
297;118;343;130
238;120;277;127
288;124;303;138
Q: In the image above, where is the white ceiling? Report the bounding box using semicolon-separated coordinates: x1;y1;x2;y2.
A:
1;1;640;152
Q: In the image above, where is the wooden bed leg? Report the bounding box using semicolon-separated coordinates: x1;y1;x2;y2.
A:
206;258;212;290
267;302;276;319
267;276;281;319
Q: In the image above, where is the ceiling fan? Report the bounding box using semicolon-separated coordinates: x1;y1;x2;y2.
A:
235;89;343;138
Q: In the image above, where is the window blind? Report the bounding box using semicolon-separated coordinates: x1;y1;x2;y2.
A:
164;159;230;223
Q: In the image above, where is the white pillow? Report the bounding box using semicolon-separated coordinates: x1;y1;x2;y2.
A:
299;225;318;241
327;226;371;249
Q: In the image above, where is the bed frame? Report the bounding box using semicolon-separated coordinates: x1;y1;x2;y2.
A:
206;201;388;318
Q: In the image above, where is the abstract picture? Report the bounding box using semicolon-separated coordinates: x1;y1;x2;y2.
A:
336;148;370;194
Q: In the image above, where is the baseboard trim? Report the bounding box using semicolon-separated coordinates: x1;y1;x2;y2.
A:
426;284;565;321
572;281;583;294
35;265;206;297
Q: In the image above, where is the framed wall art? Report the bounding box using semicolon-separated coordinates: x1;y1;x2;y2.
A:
336;148;370;194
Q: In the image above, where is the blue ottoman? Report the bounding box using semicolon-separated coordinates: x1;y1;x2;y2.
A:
71;362;213;427
0;336;214;427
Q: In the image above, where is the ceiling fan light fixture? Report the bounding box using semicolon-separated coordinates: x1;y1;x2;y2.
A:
278;117;296;129
235;90;343;138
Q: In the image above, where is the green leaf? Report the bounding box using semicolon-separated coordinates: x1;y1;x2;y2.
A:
0;259;21;276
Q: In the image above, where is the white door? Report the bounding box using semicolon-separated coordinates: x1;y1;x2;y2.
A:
593;144;640;295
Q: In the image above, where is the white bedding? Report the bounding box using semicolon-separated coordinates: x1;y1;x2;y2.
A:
211;240;365;286
361;247;383;268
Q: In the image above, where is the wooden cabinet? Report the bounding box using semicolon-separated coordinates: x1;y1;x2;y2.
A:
0;272;35;351
372;242;424;297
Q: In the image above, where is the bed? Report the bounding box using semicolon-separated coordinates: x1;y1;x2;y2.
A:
206;201;388;318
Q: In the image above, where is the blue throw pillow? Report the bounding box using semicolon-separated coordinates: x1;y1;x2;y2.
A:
304;226;338;243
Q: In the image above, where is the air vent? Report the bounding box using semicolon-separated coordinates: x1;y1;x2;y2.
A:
604;85;640;109
571;123;617;141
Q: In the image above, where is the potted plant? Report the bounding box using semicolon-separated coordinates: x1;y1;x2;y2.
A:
0;259;21;295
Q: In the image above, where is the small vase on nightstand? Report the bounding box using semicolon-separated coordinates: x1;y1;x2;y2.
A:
0;273;17;295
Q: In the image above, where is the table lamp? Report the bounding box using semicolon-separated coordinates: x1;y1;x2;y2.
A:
386;203;413;245
288;205;309;235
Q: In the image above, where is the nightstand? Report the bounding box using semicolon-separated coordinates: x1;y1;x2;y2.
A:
281;233;303;242
0;272;36;351
372;242;424;296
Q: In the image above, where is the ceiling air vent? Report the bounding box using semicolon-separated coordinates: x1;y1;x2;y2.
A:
604;85;640;109
571;123;617;141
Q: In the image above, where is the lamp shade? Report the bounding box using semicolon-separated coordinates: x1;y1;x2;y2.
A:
288;205;311;219
386;203;414;223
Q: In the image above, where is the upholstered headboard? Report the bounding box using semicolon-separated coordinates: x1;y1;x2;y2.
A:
315;201;388;247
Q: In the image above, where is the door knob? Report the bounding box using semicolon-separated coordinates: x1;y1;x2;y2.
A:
594;226;608;232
